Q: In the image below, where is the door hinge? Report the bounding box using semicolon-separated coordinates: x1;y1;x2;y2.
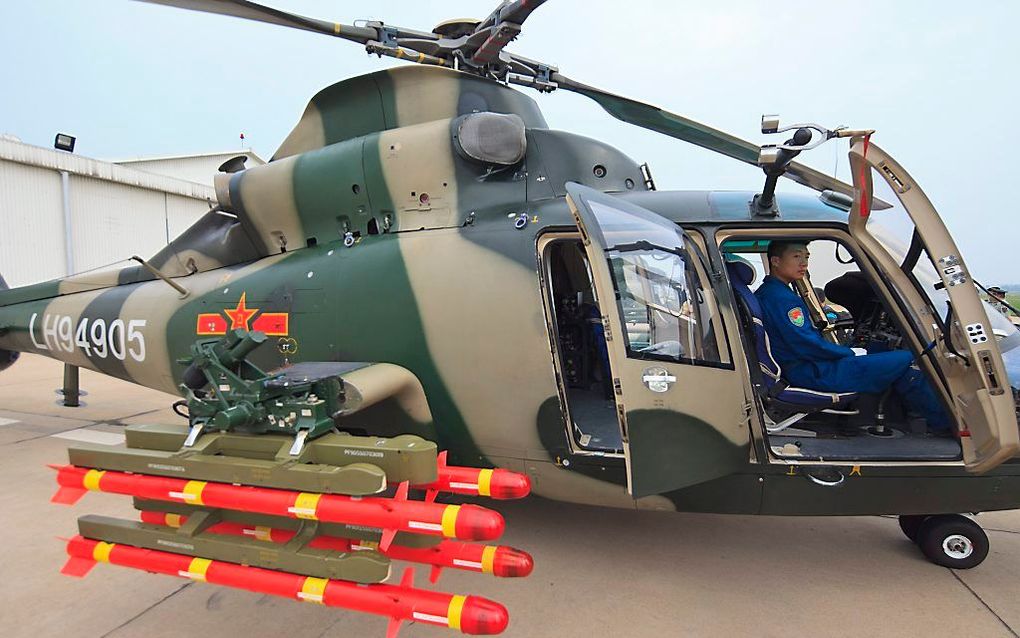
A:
616;401;629;441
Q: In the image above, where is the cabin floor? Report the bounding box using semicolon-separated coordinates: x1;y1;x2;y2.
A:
567;387;623;452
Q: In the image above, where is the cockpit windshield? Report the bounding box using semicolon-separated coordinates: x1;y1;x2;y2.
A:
864;168;1020;358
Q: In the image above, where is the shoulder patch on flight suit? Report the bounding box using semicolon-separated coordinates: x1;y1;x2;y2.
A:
787;307;805;327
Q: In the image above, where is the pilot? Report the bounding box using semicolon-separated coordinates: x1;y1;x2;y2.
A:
987;286;1010;316
755;240;950;433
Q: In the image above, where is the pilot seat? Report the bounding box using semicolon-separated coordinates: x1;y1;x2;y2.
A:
724;257;859;435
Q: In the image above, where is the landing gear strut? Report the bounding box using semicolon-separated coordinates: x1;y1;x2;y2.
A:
897;514;989;569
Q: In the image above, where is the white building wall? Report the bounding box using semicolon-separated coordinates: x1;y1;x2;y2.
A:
0;138;216;288
0;160;66;287
69;177;176;274
167;193;210;240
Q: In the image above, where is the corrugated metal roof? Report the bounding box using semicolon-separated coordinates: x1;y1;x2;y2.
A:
0;138;215;201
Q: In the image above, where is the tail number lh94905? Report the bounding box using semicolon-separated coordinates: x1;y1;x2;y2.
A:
29;313;147;362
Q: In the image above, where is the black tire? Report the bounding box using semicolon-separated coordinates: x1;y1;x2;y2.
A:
898;515;928;543
917;514;989;569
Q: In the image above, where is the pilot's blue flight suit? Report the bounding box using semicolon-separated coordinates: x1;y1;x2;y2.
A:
755;275;950;431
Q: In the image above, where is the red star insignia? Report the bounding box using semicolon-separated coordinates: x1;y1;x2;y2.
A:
225;292;258;331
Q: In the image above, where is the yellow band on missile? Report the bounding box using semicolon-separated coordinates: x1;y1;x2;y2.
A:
481;545;497;574
92;541;114;563
253;526;273;541
182;480;207;506
300;577;328;604
477;469;493;497
83;469;105;491
165;513;182;528
441;505;461;538
187;557;212;582
333;23;341;34
447;594;467;630
293;493;321;520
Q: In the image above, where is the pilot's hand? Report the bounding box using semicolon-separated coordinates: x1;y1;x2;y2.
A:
851;347;868;357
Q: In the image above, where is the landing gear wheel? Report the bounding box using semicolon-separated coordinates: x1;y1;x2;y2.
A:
898;514;928;543
916;514;988;569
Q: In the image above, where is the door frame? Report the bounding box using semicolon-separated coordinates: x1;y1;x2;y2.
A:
716;225;967;469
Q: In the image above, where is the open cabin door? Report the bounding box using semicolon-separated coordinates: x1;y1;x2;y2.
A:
847;139;1019;472
564;183;749;498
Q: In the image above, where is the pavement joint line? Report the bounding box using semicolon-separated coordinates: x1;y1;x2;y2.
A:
101;407;177;427
0;406;95;423
7;425;101;446
99;582;193;638
949;569;1019;637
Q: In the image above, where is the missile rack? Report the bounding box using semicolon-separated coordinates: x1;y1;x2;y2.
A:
51;331;533;637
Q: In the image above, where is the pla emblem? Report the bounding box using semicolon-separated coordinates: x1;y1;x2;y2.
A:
196;292;290;336
788;307;805;328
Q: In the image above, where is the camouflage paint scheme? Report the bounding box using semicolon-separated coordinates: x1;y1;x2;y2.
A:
2;66;1020;516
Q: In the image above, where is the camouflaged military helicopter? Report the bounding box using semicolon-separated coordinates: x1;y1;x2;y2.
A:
2;2;1020;613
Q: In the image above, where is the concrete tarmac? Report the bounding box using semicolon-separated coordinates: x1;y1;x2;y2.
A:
2;354;1019;638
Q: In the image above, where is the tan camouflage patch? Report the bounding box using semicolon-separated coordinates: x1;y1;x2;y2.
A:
378;120;458;231
340;363;434;425
273;101;326;160
58;263;130;296
388;65;461;127
236;155;304;254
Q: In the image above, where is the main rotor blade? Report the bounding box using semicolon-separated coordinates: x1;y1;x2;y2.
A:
553;73;885;208
133;0;377;44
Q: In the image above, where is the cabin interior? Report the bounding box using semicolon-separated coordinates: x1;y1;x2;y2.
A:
541;234;963;464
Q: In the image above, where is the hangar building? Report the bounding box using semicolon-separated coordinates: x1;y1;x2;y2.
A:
0;135;264;288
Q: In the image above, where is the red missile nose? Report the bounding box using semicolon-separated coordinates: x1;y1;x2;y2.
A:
458;596;510;635
491;546;534;578
454;505;505;541
488;470;531;500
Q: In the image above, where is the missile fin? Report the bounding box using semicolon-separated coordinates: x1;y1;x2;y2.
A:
428;564;443;584
379;528;397;553
51;486;87;505
385;617;403;638
393;480;409;501
60;556;97;578
399;566;415;588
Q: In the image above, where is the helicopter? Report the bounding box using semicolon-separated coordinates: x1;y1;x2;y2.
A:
2;0;1020;633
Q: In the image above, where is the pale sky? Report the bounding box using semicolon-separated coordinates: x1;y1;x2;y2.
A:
1;1;1017;282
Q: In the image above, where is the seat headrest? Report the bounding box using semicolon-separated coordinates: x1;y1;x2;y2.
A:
724;255;756;286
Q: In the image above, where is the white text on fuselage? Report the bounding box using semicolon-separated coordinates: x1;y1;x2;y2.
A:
29;313;147;362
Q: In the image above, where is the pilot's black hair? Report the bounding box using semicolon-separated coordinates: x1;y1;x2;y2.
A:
767;240;809;263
